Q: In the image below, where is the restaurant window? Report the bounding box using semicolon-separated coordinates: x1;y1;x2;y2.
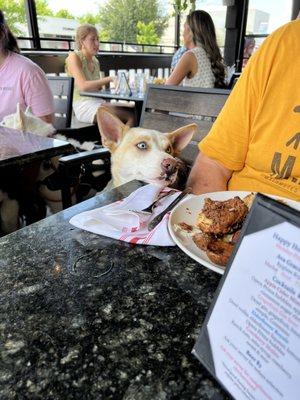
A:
179;0;227;54
34;0;175;52
244;0;293;67
0;1;30;48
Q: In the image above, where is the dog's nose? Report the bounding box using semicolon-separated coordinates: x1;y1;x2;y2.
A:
161;158;177;176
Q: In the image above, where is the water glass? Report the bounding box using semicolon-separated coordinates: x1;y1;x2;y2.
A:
128;69;136;91
135;72;145;96
157;68;163;79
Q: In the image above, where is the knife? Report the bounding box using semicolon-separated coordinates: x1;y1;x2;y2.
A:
148;187;192;231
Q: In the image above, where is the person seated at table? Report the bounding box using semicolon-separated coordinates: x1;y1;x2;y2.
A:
0;10;54;124
65;24;134;126
187;20;300;201
242;37;255;69
166;10;225;88
170;45;186;71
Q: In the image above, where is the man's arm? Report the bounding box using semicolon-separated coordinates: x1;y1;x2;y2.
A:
187;152;233;194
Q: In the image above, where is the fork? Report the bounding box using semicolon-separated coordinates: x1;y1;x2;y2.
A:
130;190;177;215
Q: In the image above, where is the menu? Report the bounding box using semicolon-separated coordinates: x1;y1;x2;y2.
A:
193;194;300;400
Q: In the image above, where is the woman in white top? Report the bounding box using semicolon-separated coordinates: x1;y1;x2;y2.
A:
166;10;225;88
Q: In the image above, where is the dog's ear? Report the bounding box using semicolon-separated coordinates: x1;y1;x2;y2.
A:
97;107;128;152
167;123;197;154
16;103;26;132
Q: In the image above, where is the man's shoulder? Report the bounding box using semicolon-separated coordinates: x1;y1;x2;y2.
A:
264;20;300;47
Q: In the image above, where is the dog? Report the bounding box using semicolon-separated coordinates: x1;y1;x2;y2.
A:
97;108;197;189
0;103;56;137
0;105;98;228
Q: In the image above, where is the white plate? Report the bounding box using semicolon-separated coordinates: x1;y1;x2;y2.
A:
168;191;300;275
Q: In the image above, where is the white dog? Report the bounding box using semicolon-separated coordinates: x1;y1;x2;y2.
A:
97;108;197;189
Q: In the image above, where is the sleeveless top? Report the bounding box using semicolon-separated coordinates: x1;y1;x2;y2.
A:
183;45;215;88
65;50;100;102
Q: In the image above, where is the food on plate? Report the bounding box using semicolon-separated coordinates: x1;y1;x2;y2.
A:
153;77;166;85
206;240;235;267
176;193;254;267
196;196;249;235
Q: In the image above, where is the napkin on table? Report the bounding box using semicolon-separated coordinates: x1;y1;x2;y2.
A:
69;184;181;246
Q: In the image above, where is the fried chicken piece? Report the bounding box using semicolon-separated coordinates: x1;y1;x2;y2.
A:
206;240;235;267
196;197;249;235
193;232;214;251
178;222;194;233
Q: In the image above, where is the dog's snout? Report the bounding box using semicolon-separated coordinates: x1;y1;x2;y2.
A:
161;158;177;176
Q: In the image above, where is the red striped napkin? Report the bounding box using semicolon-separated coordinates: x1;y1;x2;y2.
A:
69;184;180;246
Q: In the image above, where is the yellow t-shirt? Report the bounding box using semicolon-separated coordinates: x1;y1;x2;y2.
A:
199;21;300;201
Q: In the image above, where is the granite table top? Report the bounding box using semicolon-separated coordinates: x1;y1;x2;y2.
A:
0;126;73;168
0;180;230;400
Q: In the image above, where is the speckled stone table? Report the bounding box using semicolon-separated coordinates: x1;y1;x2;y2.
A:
0;180;230;400
0;126;73;168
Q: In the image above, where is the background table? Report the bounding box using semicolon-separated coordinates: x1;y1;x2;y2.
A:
80;90;145;124
0;180;230;400
0;126;73;168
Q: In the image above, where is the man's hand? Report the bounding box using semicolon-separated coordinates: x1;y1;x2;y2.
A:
187;152;233;194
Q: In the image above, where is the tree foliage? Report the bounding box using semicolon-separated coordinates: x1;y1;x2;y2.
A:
35;0;54;17
172;0;196;15
0;0;168;45
136;21;159;45
0;0;26;34
54;9;74;19
98;0;168;44
0;0;55;34
78;13;99;26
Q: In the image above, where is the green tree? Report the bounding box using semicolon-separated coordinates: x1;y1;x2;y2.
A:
55;9;74;19
35;0;54;16
172;0;196;15
78;12;99;26
136;21;159;45
0;0;55;34
98;0;168;43
0;0;26;34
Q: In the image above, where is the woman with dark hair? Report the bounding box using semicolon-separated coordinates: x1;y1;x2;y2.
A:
166;10;225;88
0;10;54;123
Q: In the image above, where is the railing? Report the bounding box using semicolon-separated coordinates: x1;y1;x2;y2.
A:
17;36;177;54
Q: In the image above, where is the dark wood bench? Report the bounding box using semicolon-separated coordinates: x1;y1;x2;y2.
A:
23;51;172;78
47;76;100;142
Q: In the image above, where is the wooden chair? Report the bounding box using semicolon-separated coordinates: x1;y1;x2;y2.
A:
47;76;100;142
140;84;230;165
58;84;230;208
47;76;74;130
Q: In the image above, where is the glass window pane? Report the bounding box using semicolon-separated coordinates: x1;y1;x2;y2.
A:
0;2;30;48
247;0;293;34
179;1;227;50
244;0;293;68
37;0;176;52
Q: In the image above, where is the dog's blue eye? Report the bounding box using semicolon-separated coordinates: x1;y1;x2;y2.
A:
136;142;147;150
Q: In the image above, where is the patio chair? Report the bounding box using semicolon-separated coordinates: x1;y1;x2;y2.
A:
47;76;100;142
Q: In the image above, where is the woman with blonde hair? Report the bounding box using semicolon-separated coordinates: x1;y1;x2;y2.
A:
166;10;225;88
66;24;134;125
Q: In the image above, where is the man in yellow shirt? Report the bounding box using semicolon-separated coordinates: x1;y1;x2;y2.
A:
187;20;300;201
